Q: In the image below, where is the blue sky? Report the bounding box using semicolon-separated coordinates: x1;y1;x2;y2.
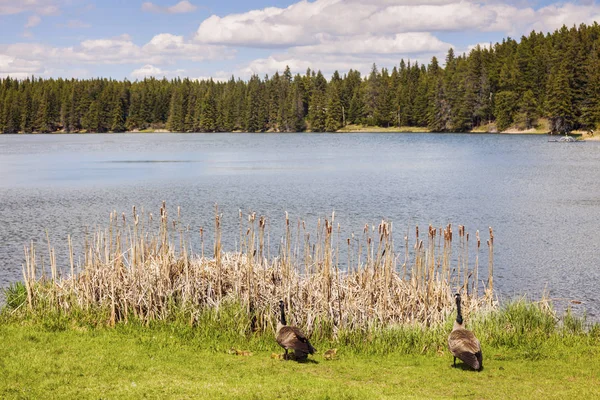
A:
1;0;599;80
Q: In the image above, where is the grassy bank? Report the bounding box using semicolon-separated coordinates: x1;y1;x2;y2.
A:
1;301;599;399
4;206;599;398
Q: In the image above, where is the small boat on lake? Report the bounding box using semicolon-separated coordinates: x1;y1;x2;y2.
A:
548;135;577;142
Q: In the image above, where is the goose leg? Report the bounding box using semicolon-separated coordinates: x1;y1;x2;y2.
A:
453;357;456;368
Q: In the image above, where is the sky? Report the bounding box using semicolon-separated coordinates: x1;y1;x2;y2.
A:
1;0;599;81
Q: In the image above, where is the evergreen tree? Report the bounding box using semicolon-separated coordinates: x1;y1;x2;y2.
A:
494;91;518;131
516;89;537;129
111;88;128;132
200;83;218;132
545;60;574;133
581;47;600;130
308;71;327;131
3;23;600;135
21;87;33;133
325;81;343;132
82;100;101;133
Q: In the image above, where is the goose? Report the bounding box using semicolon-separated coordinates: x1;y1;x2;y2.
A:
448;293;483;371
276;300;316;361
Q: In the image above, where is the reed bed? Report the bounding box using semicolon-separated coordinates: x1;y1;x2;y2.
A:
18;203;496;336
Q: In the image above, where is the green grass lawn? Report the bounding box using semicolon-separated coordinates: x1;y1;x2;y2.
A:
1;322;599;400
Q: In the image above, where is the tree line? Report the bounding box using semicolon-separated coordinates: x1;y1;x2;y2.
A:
2;23;600;134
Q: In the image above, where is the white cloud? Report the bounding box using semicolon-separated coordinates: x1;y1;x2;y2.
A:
466;42;493;52
130;65;230;82
192;75;229;83
292;33;450;56
131;64;184;79
195;9;312;47
25;15;41;28
236;53;429;79
142;33;228;61
195;0;600;48
0;0;60;15
527;3;600;33
194;1;494;48
193;0;600;79
0;33;233;71
0;54;43;75
142;1;197;14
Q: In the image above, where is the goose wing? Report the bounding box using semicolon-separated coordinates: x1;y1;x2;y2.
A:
277;326;316;356
448;329;482;370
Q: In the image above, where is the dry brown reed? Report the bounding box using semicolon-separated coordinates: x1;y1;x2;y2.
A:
20;204;496;335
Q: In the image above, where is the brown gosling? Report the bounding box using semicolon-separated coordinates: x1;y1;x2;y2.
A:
276;300;316;361
228;348;253;356
448;293;483;371
323;348;338;360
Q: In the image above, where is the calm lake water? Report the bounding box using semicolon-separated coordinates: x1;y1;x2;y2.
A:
1;133;599;317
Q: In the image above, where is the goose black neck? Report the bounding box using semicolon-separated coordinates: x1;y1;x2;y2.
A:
455;294;463;325
279;302;287;326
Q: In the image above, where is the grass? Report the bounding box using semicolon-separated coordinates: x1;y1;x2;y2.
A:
1;301;599;399
4;205;599;398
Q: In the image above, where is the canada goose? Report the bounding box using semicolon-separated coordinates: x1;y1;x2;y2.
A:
276;300;316;360
448;293;482;371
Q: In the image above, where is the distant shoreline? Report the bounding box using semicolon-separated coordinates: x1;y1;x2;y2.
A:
2;126;598;140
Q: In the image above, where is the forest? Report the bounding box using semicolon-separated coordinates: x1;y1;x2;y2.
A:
1;23;600;134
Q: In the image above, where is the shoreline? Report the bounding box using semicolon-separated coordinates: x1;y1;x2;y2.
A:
2;127;598;140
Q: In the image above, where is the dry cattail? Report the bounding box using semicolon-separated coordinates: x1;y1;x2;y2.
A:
18;205;495;333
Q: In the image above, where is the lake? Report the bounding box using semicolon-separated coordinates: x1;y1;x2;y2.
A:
1;133;599;318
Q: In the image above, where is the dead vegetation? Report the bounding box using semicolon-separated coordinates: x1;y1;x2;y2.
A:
20;203;496;335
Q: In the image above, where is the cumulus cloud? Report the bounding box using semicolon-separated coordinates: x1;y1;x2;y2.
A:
193;0;600;78
131;64;183;79
236;53;429;79
5;0;600;80
194;1;494;47
195;0;600;48
292;33;450;56
0;54;43;76
0;33;234;71
142;1;197;14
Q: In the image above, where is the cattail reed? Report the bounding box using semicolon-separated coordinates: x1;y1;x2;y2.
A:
18;205;496;334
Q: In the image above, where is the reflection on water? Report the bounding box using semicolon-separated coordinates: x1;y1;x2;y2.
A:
1;132;599;318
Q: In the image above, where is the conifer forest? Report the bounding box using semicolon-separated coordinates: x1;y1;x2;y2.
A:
2;24;600;134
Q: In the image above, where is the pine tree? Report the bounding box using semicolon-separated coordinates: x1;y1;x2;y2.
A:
581;47;600;130
126;87;143;131
545;60;574;133
167;82;187;132
427;57;449;131
2;89;21;133
200;83;218;132
21;87;34;133
82;100;101;133
325;82;343;132
111;88;128;132
308;71;327;131
516;89;537;129
494;91;518;131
